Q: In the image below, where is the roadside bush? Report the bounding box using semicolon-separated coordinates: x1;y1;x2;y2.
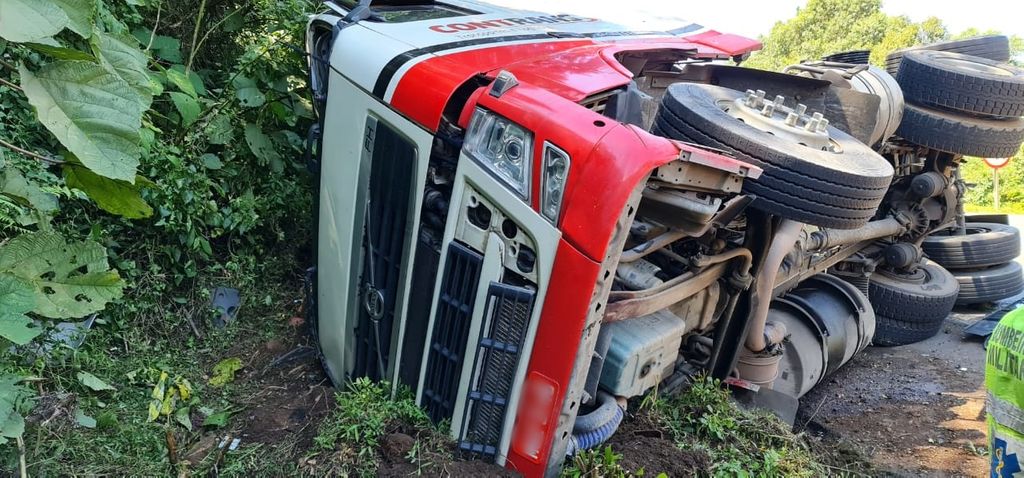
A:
0;0;317;472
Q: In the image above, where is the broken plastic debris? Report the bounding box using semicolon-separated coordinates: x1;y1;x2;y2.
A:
211;287;241;328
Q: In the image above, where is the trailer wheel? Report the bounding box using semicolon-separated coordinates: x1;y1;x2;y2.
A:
922;223;1021;270
897;50;1024;118
869;260;959;326
894;103;1024;158
886;35;1010;75
954;261;1024;305
872;316;947;347
654;83;893;229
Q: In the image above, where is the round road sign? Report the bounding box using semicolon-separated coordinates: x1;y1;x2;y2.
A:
985;157;1012;169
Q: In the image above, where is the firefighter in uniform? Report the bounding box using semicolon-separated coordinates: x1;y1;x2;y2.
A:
988;306;1024;477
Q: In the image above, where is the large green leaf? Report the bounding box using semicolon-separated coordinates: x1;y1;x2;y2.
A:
0;0;69;43
63;164;152;219
0;232;124;319
0;375;34;445
166;68;197;98
92;31;152;108
0;274;41;345
205;114;234;145
20;61;143;182
244;123;282;172
168;65;206;97
2;168;58;214
24;42;95;61
233;75;265;107
169;92;200;126
77;371;116;391
51;0;95;37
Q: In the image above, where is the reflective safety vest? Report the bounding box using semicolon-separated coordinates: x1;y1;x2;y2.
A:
987;306;1024;477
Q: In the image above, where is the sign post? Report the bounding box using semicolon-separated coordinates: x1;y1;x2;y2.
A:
985;158;1012;210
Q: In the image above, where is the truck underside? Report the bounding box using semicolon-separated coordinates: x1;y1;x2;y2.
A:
305;2;1024;476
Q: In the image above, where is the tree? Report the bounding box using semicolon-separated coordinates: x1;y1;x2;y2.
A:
744;0;946;71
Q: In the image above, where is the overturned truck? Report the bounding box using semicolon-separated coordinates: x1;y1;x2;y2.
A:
304;1;1024;475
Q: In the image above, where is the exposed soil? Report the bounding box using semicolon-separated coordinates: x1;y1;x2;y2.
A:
180;327;336;467
796;308;994;477
182;323;514;476
606;413;712;476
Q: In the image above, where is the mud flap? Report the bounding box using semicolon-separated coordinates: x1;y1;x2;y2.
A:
726;377;799;426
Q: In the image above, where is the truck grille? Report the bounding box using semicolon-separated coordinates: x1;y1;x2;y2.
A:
351;120;415;380
422;242;484;422
459;282;536;457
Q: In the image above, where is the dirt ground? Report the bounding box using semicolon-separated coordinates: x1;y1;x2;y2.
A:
796;217;1024;477
191;220;1020;476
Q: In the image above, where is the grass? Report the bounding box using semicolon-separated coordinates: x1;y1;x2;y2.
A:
0;249;309;476
307;378;452;477
648;376;829;478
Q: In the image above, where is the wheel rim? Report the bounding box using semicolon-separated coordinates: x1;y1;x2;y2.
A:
939;56;1016;77
717;90;843;153
932;225;994;237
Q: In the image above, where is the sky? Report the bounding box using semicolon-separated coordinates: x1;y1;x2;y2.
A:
482;0;1024;39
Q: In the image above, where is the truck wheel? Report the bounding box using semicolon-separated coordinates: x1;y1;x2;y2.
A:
869;260;959;325
655;83;893;229
954;261;1024;305
897;50;1024;118
872;316;946;347
894;103;1024;158
922;223;1021;270
886;35;1010;76
870;261;958;347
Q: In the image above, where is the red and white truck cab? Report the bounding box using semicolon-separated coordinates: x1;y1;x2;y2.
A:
303;1;931;476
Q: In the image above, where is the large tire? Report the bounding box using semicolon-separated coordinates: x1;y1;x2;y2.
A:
922;223;1021;270
886;35;1010;76
868;260;959;346
823;50;870;65
897;50;1024;118
873;317;946;347
654;83;893;229
954;261;1024;305
894;103;1024;157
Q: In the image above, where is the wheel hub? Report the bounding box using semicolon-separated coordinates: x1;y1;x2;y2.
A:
722;90;839;152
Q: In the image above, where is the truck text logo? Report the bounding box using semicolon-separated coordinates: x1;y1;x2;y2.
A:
429;14;597;34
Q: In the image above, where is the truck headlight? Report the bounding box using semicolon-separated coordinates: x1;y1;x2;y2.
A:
541;142;570;224
464;107;533;199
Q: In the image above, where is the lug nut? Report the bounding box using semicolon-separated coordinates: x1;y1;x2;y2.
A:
817;118;829;132
773;95;785;107
795;104;807;115
761;103;775;117
744;89;756;106
812;112;823;121
804;119;818;131
785;112;799;126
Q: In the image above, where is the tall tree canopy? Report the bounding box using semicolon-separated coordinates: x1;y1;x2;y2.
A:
744;0;946;71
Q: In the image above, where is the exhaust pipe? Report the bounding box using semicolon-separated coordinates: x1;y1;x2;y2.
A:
746;219;803;353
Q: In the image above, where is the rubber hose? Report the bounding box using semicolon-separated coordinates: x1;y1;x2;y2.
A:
572;391;620;434
566;393;625;456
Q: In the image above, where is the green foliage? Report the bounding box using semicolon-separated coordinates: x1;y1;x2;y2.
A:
563;446;663;478
0;0;71;43
0;375;34;445
745;0;944;71
961;146;1024;212
0;274;39;345
20;61;143;181
0;232;124;319
653;376;825;477
313;379;440;477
